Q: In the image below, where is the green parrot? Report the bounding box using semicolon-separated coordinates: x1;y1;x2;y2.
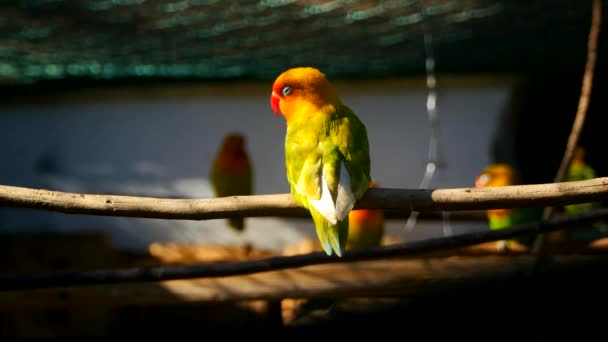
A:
210;133;253;232
270;66;372;257
475;163;542;251
564;147;597;215
563;147;607;233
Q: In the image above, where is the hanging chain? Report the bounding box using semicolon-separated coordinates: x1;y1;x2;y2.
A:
405;6;452;236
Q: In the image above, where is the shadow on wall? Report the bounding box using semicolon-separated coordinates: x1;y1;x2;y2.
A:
491;68;608;188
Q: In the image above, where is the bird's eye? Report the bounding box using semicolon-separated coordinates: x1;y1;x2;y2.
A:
477;174;489;186
281;86;293;96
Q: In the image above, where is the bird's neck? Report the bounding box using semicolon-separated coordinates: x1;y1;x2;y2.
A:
285;103;338;126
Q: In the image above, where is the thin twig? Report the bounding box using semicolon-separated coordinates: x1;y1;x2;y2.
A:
1;208;607;291
0;178;608;220
533;0;602;257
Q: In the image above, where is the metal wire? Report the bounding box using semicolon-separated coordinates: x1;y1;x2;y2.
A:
405;5;452;236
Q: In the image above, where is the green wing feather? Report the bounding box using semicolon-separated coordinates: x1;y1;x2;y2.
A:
564;162;597;215
489;207;542;247
285;104;370;256
330;106;371;200
513;207;543;246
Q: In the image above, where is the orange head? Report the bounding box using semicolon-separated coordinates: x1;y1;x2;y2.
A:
213;133;250;173
270;67;340;123
475;164;517;218
572;147;586;163
368;180;379;189
475;163;517;188
349;180;382;222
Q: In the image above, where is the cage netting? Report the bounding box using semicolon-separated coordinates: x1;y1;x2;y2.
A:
0;0;598;85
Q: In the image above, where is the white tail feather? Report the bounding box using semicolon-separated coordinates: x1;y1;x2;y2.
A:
308;163;355;225
308;174;338;224
335;163;355;221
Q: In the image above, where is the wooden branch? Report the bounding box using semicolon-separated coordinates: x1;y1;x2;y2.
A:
2;254;608;309
1;208;607;291
1;178;608;220
550;0;602;187
533;0;603;256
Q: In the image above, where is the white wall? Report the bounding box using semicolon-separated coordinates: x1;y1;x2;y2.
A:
0;75;513;252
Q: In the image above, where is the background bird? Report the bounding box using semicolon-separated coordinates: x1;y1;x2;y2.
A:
270;66;371;257
564;147;597;215
563;147;608;233
475;163;542;251
210;132;253;232
346;180;384;251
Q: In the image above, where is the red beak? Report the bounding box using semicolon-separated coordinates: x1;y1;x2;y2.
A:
271;91;281;116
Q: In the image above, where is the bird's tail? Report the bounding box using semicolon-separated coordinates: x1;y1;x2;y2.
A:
227;217;245;232
310;208;349;257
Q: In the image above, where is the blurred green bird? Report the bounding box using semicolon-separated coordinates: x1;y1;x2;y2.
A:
564;147;597;215
563;147;608;233
210;133;253;232
475;163;542;251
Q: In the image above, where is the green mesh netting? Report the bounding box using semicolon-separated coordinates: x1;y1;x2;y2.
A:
0;0;598;84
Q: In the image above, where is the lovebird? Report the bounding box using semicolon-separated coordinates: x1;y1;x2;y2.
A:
346;180;384;251
564;147;597;215
475;163;542;251
271;66;371;257
210;133;253;232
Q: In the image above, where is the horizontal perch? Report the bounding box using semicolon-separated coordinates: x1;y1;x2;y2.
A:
2;254;608;309
1;208;607;291
0;177;607;220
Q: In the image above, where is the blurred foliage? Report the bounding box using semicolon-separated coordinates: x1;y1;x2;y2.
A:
0;0;599;85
